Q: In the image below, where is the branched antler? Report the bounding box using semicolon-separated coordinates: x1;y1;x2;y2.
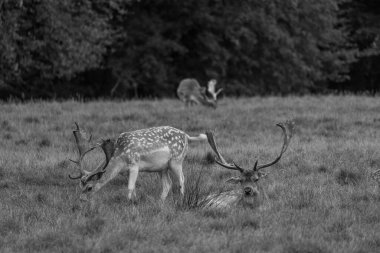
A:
69;122;97;179
69;123;115;180
206;132;244;172
255;120;294;171
85;139;115;181
206;121;294;174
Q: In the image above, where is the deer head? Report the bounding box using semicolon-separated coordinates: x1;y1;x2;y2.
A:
206;121;294;206
195;79;222;109
69;122;115;197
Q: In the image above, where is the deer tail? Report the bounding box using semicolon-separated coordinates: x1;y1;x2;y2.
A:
187;133;207;142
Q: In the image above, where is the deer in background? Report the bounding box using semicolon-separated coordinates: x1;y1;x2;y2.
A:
177;78;223;108
68;123;207;202
202;121;294;209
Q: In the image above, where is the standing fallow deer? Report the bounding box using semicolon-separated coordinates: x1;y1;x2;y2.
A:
177;78;223;108
202;121;294;209
68;123;207;202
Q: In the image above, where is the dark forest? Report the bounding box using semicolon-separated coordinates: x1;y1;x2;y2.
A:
1;0;379;99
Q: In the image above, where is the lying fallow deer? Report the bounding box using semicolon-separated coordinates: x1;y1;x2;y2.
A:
177;78;223;108
69;123;207;201
202;121;294;209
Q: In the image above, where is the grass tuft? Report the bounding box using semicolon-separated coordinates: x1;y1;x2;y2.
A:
3;133;12;140
317;165;328;173
0;179;18;190
19;172;67;187
106;194;130;205
15;139;28;145
35;192;48;205
282;241;329;253
24;211;40;224
325;221;350;242
203;151;216;165
177;168;210;210
56;160;70;169
289;188;315;210
76;217;106;236
0;219;21;236
38;138;51;148
23;116;40;124
1;120;16;131
23;232;75;252
208;220;230;231
335;169;362;186
240;217;260;229
200;209;229;219
120;225;147;242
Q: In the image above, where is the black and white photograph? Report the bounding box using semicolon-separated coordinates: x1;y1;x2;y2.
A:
0;0;379;252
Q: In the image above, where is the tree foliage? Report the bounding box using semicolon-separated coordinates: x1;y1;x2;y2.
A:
0;0;114;97
331;0;380;93
0;0;378;99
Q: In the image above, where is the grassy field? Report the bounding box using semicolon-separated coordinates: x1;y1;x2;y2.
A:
0;96;380;253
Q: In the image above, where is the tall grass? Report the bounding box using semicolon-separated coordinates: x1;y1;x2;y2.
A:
0;96;380;252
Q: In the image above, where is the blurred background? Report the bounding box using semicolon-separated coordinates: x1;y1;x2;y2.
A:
0;0;379;99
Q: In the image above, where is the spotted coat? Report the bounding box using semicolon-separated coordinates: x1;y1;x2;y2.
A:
113;126;189;164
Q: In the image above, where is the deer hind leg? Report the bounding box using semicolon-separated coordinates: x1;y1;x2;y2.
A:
169;160;185;196
160;169;172;201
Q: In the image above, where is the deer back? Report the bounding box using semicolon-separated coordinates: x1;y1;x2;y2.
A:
113;126;189;164
177;79;205;98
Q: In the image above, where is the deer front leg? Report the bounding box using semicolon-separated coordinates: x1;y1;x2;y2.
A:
160;170;172;201
169;160;185;196
127;165;139;200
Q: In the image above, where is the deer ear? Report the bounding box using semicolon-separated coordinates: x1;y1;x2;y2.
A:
225;177;242;184
258;172;268;178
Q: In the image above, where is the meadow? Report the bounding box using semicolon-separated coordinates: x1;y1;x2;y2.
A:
0;96;379;253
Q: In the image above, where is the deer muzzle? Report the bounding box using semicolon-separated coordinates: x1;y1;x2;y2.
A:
244;187;258;197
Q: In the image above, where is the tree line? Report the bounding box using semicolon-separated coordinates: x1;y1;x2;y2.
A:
0;0;379;99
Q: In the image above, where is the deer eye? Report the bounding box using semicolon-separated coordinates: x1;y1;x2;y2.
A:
251;176;259;182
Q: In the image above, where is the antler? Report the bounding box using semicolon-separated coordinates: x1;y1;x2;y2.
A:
84;139;115;181
206;131;245;172
207;79;223;100
69;122;98;179
255;121;294;171
69;122;116;180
